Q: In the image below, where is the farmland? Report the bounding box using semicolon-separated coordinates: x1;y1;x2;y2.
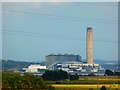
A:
52;84;119;90
46;76;120;84
47;76;120;90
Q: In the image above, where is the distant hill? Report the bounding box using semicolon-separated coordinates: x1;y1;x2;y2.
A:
82;59;118;65
2;60;43;71
94;59;118;70
82;59;118;70
94;59;118;65
2;59;118;71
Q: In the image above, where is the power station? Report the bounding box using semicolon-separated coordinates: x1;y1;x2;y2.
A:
45;27;100;74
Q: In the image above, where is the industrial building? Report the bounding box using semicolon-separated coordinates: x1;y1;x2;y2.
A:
45;54;81;69
23;64;46;73
45;27;101;74
55;62;99;74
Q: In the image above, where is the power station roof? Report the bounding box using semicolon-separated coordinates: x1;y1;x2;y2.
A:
46;54;81;56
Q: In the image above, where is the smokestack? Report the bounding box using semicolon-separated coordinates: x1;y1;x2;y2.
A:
86;27;93;65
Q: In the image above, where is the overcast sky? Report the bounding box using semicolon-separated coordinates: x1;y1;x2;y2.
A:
2;2;118;62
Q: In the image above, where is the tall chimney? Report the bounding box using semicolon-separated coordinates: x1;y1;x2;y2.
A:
86;27;93;65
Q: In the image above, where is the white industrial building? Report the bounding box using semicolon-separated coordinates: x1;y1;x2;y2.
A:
51;61;100;74
23;64;46;73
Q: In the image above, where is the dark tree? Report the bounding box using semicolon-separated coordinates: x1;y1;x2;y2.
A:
70;74;79;80
2;72;55;90
42;70;68;81
100;86;107;90
105;69;114;76
59;70;68;80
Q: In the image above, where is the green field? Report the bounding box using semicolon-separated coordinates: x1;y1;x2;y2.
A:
46;76;120;84
47;76;120;90
52;84;119;90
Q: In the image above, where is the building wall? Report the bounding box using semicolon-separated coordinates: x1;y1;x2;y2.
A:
45;54;81;68
28;65;46;69
23;64;46;73
45;55;57;68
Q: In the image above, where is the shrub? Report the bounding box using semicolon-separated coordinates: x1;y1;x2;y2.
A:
2;72;55;90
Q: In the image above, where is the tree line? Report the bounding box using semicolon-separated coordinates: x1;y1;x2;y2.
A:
2;70;79;90
2;69;119;89
105;69;120;76
2;72;55;90
42;70;79;81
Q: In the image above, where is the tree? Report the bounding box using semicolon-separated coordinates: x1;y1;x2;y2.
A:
100;86;107;90
42;70;79;81
59;70;68;80
70;74;79;80
42;70;54;80
2;72;55;90
42;70;68;81
105;69;114;76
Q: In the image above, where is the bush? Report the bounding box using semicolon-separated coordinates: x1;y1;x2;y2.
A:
2;72;55;90
105;69;114;76
70;74;79;80
100;86;107;90
42;70;68;81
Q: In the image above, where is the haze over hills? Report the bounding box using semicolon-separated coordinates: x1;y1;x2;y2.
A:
1;59;118;71
94;59;118;65
94;59;118;70
2;59;42;71
82;59;118;65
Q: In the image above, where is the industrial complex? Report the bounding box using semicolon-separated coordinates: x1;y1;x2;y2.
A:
23;27;104;75
45;27;100;75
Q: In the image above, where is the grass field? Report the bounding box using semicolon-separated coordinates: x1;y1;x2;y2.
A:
52;84;120;90
46;76;120;84
47;76;120;90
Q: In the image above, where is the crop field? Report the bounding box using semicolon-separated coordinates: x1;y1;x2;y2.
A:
52;84;120;90
48;76;120;90
46;76;120;84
